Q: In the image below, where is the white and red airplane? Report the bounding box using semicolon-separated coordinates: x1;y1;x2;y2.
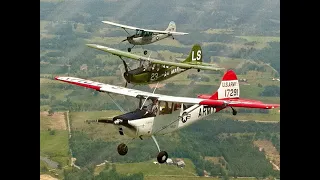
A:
55;70;279;164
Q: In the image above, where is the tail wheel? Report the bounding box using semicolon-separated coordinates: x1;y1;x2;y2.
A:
117;143;128;156
231;107;237;116
157;151;168;164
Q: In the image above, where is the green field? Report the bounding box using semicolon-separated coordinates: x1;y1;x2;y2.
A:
203;28;234;35
144;176;218;180
40;130;70;167
94;159;260;179
235;36;280;43
220;111;280;122
69;110;125;141
203;42;268;50
144;177;257;180
95;159;197;176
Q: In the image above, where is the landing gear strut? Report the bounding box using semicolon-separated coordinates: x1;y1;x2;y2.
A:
117;143;128;155
231;107;237;116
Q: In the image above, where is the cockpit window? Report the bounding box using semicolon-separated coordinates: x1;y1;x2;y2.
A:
159;101;173;115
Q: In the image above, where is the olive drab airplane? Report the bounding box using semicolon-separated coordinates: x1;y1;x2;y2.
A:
101;20;188;55
86;43;224;87
55;70;280;164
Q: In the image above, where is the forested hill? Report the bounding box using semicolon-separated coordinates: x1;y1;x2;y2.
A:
40;0;280;35
40;0;280;75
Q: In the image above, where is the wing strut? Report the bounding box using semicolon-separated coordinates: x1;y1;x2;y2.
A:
119;57;130;87
139;82;159;110
119;57;129;73
107;93;126;113
122;28;131;36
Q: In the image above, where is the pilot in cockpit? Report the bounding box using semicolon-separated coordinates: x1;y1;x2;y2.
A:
144;98;159;117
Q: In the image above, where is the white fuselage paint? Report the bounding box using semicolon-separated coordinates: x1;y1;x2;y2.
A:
128;34;170;45
123;104;218;138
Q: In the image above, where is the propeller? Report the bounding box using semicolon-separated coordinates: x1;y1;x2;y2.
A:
121;35;134;43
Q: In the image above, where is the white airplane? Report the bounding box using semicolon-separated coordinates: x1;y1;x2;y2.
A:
55;70;280;164
102;20;188;55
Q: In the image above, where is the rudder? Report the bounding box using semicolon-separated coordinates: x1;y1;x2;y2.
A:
210;70;240;100
166;21;176;32
183;44;202;63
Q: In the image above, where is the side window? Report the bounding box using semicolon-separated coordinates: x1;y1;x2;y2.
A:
159;101;173;115
183;104;192;110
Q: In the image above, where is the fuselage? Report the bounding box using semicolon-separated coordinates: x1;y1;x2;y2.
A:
120;103;222;139
124;65;188;85
127;34;170;45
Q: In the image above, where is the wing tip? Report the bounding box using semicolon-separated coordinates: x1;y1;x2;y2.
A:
54;76;60;80
86;43;96;47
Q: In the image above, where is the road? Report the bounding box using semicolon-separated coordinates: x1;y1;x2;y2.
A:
40;156;58;169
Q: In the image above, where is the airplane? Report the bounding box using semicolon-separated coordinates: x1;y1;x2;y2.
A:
86;43;224;87
55;70;280;164
101;20;188;55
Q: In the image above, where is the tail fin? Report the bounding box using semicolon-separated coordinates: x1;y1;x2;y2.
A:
183;44;202;63
210;70;240;100
165;21;176;32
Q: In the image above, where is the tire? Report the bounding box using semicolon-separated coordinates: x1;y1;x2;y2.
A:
117;143;128;156
157;151;168;164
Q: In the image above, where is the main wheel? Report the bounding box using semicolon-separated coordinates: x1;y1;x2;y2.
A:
117;143;128;156
197;69;200;72
144;50;147;55
157;151;168;164
128;48;131;52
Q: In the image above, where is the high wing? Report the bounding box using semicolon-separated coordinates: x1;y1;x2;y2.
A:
86;44;224;71
102;20;188;35
55;76;203;104
175;57;220;67
54;76;279;109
